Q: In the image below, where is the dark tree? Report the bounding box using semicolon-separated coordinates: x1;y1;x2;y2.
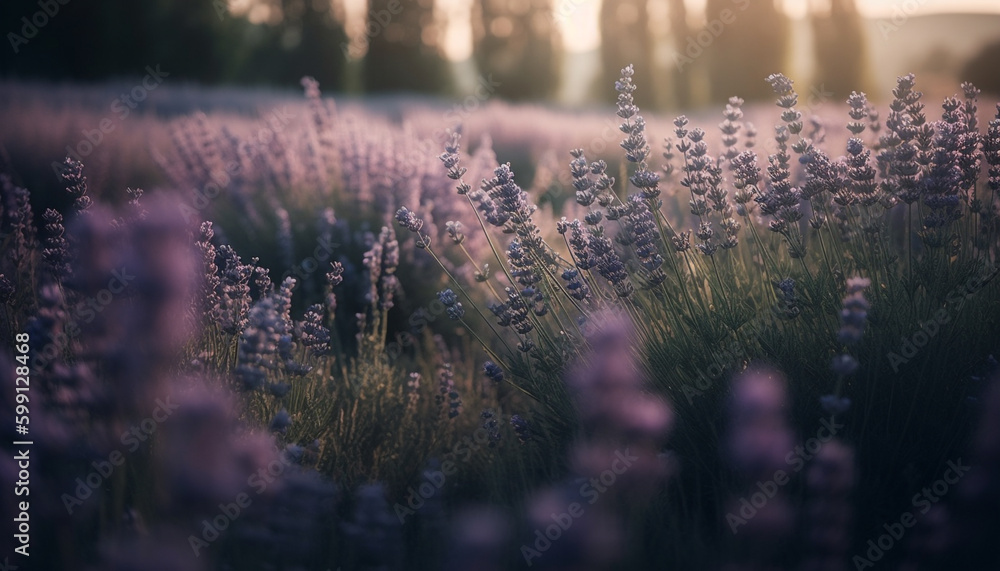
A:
962;40;1000;97
472;0;561;101
362;0;452;94
811;0;867;99
0;0;237;83
597;0;655;108
236;0;349;88
667;0;693;108
703;0;790;103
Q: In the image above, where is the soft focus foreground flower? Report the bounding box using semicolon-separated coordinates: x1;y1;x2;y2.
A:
567;311;674;495
837;277;871;345
726;366;794;478
723;366;796;565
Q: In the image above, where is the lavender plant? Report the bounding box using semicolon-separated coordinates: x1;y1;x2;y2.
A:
2;65;1000;571
393;66;1000;567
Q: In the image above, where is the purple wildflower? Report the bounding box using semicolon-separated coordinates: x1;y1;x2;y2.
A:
438;288;465;320
838;277;871;346
509;414;532;444
483;361;504;383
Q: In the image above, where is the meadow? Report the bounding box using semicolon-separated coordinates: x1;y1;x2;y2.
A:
1;66;999;570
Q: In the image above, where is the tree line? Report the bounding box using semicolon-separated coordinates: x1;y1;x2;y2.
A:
2;0;988;106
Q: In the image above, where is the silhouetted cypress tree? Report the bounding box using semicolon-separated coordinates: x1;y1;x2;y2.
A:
961;40;1000;97
147;0;236;84
811;0;867;98
363;0;452;94
597;0;655;108
237;0;348;88
472;0;560;101
703;0;789;103
667;0;692;108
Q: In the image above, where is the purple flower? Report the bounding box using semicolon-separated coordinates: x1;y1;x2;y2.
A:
509;414;533;444
297;303;331;356
847;91;869;135
985;105;1000;198
800;147;843;200
845;137;878;206
60;156;92;214
720;96;745;161
830;355;859;376
508;239;542;290
561;268;591;301
767;73;802;134
838;278;871;345
438;288;465;320
589;228;633;297
757;134;803;236
820;394;852;415
270;409;292;432
627;195;665;282
41;208;71;278
0;274;13;304
481;408;501;447
482;163;536;230
483;361;504;383
395;206;423;233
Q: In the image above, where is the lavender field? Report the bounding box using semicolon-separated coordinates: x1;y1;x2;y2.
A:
2;1;1000;570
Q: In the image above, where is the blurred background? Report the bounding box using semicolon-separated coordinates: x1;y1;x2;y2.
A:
2;0;1000;207
2;0;1000;107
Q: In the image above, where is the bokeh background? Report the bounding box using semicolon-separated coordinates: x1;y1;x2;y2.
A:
3;0;1000;105
3;0;999;205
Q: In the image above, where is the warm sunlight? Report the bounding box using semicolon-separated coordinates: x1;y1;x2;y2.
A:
334;0;1000;61
444;0;1000;60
